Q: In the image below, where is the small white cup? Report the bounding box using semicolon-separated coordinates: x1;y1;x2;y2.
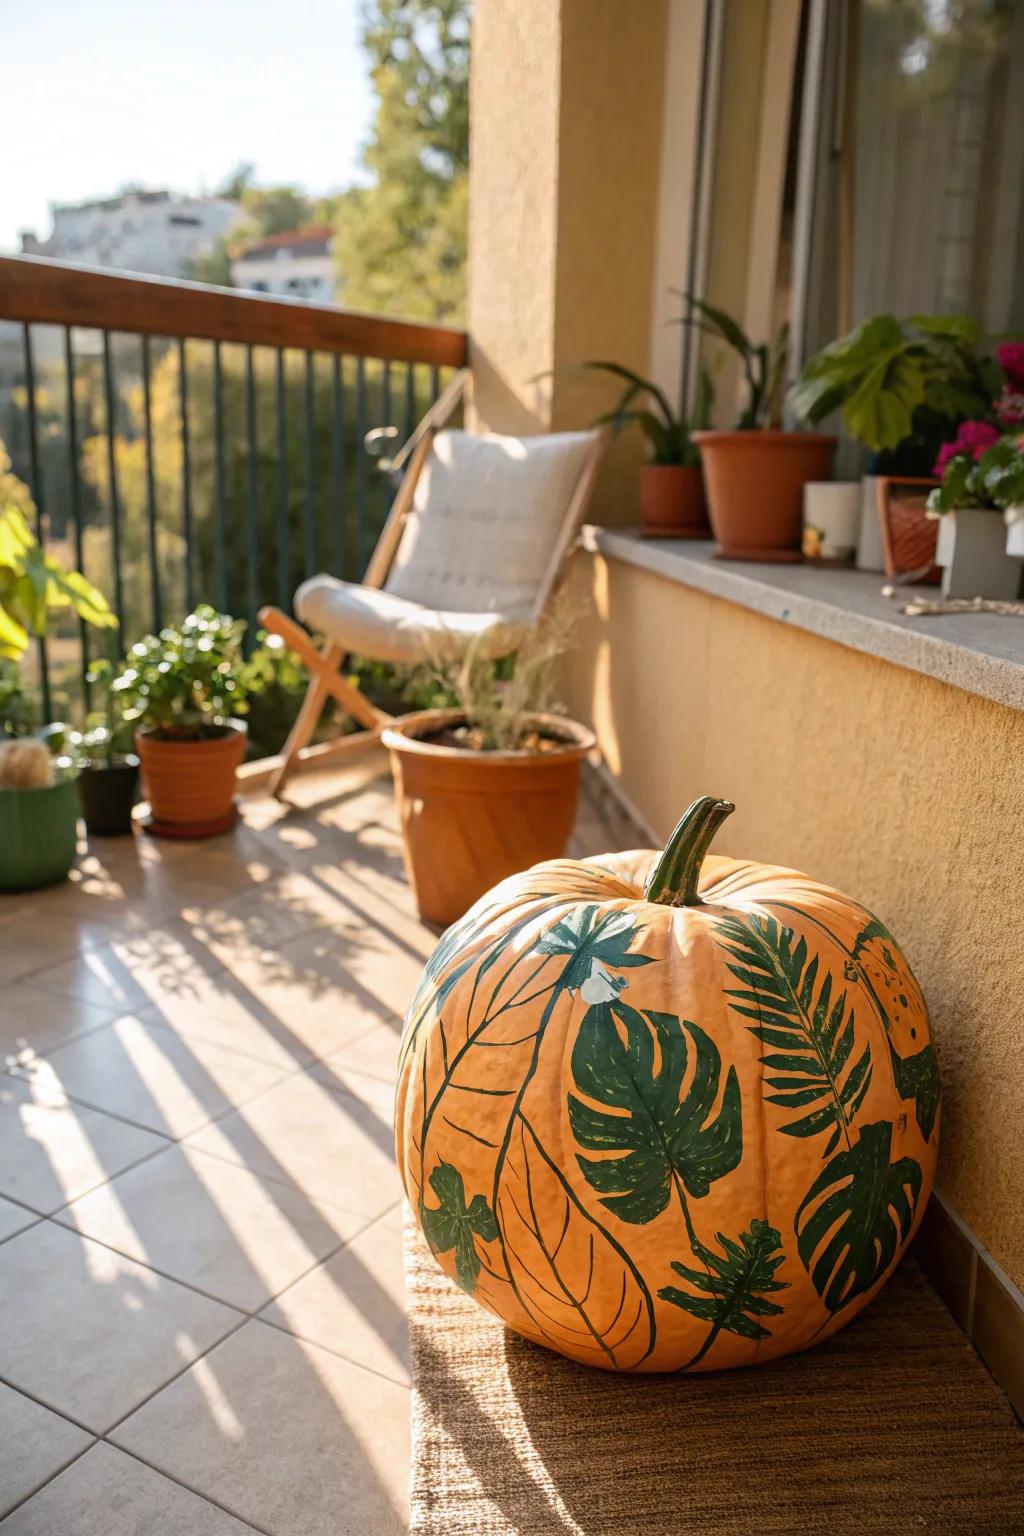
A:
803;482;860;564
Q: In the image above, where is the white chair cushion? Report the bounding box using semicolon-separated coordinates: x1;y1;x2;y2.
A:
294;575;526;665
384;427;598;618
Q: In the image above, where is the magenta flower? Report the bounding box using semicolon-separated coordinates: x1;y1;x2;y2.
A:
998;341;1024;390
932;418;1000;478
996;388;1024;431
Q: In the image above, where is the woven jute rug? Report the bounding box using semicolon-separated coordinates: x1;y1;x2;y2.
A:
406;1224;1024;1536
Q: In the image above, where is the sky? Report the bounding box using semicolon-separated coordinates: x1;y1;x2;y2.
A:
0;0;375;252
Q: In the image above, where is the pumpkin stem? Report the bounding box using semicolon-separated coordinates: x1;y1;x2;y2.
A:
644;796;735;907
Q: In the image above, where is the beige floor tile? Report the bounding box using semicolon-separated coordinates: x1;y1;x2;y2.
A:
0;1076;165;1215
198;928;410;1057
2;1441;257;1535
305;1057;398;1113
0;1195;38;1242
0;982;122;1068
0;1382;94;1520
316;1019;402;1084
185;1069;402;1218
0;1222;240;1432
60;1144;368;1312
250;922;425;1030
260;1212;410;1384
22;1015;290;1139
113;1319;409;1536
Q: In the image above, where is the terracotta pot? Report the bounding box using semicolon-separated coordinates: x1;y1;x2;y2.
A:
382;709;596;928
135;721;247;839
693;430;836;562
639;465;709;538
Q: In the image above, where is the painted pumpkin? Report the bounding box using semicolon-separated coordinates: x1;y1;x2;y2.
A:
395;797;940;1373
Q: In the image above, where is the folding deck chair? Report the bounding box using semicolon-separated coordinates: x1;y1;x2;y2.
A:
258;374;608;797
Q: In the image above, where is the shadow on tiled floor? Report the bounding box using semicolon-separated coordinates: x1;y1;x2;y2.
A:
0;751;637;1534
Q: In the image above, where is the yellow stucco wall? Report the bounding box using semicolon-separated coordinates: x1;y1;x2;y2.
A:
565;550;1024;1290
468;0;668;518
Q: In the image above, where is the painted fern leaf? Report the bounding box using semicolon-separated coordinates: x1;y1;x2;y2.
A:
659;1217;789;1368
715;913;872;1154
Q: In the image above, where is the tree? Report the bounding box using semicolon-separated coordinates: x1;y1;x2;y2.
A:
334;0;471;323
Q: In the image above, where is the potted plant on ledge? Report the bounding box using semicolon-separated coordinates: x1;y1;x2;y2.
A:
117;605;249;839
928;426;1024;599
683;297;836;561
792;313;1002;572
585;360;713;537
381;618;595;927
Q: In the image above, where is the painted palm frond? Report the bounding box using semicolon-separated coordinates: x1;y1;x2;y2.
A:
716;913;872;1154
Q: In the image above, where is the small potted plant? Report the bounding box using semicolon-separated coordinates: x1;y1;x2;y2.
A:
682;297;836;561
928;426;1024;599
0;443;115;888
117;606;249;838
381;615;595;927
585;360;713;536
792;313;1001;570
77;657;140;837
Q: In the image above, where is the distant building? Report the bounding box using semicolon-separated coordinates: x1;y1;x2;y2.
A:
231;227;336;302
20;189;239;279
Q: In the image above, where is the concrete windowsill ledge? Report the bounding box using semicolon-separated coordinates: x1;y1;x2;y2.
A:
581;525;1024;715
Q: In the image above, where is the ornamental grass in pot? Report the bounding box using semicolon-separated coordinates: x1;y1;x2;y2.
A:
382;616;595;928
118;606;249;839
585;360;713;537
683;296;835;561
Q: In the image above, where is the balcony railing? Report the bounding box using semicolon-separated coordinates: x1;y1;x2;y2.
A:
0;256;467;721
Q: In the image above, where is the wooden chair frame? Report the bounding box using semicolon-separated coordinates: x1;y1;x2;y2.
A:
255;378;608;799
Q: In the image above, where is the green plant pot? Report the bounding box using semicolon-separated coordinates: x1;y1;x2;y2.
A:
0;777;81;893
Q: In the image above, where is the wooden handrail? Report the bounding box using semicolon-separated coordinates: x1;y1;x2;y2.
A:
0;255;468;368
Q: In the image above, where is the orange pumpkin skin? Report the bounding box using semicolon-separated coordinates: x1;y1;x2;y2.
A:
396;799;939;1373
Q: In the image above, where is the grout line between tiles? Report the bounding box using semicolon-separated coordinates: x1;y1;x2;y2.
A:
101;1441;274;1536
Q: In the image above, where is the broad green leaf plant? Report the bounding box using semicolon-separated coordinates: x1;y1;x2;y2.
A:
792;313;1000;460
0;444;115;659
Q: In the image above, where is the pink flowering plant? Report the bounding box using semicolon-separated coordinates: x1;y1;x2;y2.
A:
928;428;1024;515
995;342;1024;432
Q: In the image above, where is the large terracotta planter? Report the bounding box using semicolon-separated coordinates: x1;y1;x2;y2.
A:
639;465;709;538
0;777;80;893
136;721;247;839
693;430;836;561
382;709;596;927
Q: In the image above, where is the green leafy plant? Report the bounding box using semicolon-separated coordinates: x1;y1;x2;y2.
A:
80;657;135;765
792;313;1001;464
675;294;789;430
927;432;1024;514
115;605;249;741
584;361;714;466
0;659;35;739
0;444;116;658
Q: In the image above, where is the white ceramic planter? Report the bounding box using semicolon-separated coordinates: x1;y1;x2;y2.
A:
935;509;1022;600
1005;507;1024;560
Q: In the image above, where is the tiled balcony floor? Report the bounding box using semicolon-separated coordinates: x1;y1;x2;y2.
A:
0;753;626;1534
